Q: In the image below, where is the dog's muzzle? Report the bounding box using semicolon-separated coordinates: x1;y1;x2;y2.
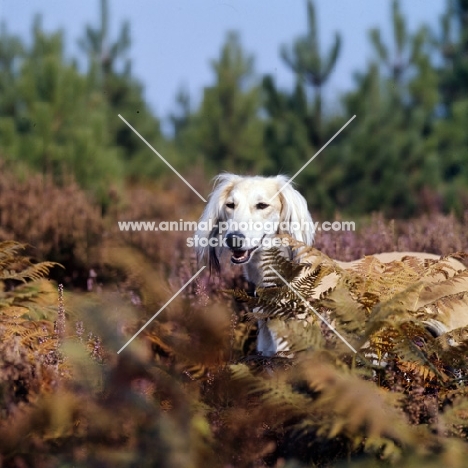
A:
225;232;261;264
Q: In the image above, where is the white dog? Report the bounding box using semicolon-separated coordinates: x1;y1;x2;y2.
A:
196;174;468;356
195;174;317;356
196;173;314;281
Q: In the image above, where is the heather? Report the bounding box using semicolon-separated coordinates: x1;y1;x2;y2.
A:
1;170;468;467
1;0;468;466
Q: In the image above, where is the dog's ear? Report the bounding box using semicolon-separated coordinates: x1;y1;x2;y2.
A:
276;176;314;245
195;174;240;273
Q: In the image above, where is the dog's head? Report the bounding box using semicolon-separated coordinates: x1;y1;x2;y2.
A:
195;174;314;273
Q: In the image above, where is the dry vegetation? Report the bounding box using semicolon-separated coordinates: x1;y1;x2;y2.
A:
315;212;468;262
1;169;468;467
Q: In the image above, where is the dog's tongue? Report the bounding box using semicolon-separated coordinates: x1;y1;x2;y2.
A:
232;250;248;261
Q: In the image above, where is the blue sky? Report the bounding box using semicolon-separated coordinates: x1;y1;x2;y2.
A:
1;0;446;126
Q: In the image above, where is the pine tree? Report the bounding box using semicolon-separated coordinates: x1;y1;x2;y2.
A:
262;75;311;176
428;0;468;213
0;17;124;204
437;0;468;105
191;32;266;174
280;0;341;145
325;1;441;217
369;0;427;85
79;0;166;181
431;99;468;214
0;23;23;118
169;88;192;141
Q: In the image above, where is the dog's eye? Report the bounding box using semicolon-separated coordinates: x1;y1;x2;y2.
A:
226;203;235;209
256;203;269;210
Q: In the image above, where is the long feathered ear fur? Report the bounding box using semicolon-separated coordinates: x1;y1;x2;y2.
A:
195;173;242;273
276;175;315;245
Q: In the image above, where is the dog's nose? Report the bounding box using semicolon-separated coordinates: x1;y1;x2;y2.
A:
225;232;245;250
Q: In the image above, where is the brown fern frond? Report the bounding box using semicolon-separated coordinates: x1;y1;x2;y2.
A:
415;291;468;333
295;355;415;449
225;288;260;310
248;287;313;320
423;253;468;279
391;323;448;382
267;319;325;354
230;363;312;416
351;255;423;301
2;261;58;282
417;270;468;309
0;241;59;283
260;247;304;285
322;281;367;333
431;326;468;370
361;282;425;342
0;241;26;260
440;396;468;436
0;316;55;350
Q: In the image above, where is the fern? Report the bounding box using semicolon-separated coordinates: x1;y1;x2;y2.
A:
0;241;58;283
322;280;368;333
2;238;468;466
223;241;468;461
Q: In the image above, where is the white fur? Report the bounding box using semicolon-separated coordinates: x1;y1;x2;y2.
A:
196;174;314;356
196;174;468;357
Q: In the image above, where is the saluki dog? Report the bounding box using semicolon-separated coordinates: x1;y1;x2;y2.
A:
196;173;468;356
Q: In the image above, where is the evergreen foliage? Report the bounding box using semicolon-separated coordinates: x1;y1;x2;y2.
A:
2;1;468;464
1;0;468;215
280;0;341;145
187;32;267;174
78;0;166;181
0;19;124;204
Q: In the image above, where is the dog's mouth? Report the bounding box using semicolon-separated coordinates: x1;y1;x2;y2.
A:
230;246;260;264
229;236;265;264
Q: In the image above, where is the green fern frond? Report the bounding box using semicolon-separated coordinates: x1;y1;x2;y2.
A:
1;279;61;321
